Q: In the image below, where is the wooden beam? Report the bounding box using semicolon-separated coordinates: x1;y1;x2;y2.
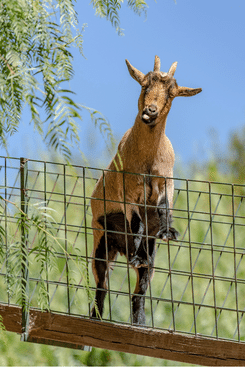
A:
1;304;245;366
0;304;22;333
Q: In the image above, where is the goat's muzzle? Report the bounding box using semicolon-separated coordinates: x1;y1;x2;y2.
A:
142;105;158;125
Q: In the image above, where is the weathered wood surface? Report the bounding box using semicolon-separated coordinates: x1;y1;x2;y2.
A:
1;304;245;366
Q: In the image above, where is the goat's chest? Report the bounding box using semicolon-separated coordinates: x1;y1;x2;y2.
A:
123;170;154;206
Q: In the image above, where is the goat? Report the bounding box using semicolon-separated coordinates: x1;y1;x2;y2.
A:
91;56;202;324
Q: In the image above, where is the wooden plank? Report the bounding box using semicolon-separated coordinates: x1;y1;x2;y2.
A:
1;304;245;366
0;304;22;334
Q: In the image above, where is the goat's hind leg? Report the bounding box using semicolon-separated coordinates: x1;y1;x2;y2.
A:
132;265;155;325
91;234;117;319
132;238;156;325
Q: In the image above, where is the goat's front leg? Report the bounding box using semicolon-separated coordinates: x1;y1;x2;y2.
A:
149;179;179;241
156;195;179;241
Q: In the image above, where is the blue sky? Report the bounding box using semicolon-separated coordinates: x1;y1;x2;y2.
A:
5;0;245;169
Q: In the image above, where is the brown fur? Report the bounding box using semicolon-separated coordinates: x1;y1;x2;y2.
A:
91;56;202;323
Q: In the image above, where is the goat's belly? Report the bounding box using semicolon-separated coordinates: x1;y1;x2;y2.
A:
97;211;135;257
97;208;160;254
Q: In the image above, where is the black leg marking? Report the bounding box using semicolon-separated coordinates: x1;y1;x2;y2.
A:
129;211;145;266
131;211;144;252
130;234;156;268
157;196;179;241
132;246;155;325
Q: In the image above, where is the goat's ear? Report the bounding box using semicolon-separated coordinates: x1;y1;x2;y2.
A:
176;86;202;97
125;59;145;86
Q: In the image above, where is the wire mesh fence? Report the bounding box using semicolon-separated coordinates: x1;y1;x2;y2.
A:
0;156;245;345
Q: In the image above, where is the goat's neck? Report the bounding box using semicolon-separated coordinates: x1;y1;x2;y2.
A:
131;114;167;159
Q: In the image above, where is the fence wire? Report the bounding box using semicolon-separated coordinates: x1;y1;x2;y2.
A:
0;156;245;343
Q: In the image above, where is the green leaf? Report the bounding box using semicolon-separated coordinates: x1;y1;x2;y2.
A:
0;0;148;160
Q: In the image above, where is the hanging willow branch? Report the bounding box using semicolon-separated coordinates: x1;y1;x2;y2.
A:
0;195;93;312
0;0;85;159
0;0;148;160
91;0;147;35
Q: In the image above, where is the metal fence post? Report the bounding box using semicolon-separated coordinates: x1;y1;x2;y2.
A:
20;157;29;342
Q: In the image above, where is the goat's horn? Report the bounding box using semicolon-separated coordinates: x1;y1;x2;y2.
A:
168;61;178;77
125;59;145;85
154;55;161;72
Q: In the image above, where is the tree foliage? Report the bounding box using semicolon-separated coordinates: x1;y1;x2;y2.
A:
0;0;148;160
0;0;82;159
91;0;147;35
229;126;245;183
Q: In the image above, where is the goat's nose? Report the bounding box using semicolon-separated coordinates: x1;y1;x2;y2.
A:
148;104;157;114
142;104;158;124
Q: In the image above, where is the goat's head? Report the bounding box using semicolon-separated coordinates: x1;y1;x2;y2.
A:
126;56;202;127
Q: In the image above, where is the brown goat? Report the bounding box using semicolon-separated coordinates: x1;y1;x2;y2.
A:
91;56;202;324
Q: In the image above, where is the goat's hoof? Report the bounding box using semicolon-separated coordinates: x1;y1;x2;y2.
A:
132;317;146;326
132;322;145;327
157;227;179;241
